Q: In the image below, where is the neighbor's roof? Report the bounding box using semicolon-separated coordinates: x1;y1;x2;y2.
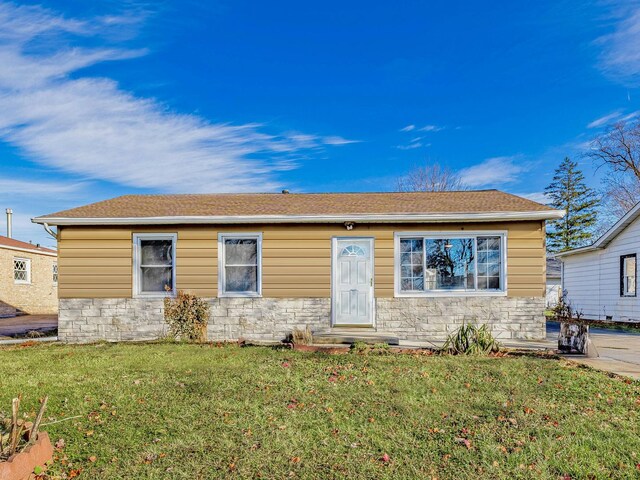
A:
33;190;564;226
0;235;57;256
556;200;640;258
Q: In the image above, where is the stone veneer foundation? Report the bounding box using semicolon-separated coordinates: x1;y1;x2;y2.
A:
58;296;545;343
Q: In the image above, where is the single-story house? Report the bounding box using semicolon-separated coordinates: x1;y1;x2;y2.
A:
0;235;58;316
545;257;561;308
32;190;563;343
556;201;640;323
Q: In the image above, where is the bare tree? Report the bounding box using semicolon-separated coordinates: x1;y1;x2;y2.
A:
601;173;640;219
587;120;640;179
587;119;640;222
396;163;467;192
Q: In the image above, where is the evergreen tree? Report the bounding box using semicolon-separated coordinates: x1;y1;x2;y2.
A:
544;157;599;252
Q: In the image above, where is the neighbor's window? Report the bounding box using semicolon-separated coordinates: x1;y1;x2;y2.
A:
620;254;636;297
52;263;58;285
219;233;262;296
133;234;176;296
397;234;505;294
14;258;31;284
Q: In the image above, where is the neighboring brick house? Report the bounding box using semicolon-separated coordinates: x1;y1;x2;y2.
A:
0;235;58;315
33;190;563;343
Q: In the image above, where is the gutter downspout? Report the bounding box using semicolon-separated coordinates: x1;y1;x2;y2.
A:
42;222;58;240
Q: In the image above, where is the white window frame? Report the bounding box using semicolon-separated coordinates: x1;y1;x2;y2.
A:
133;233;177;298
52;262;58;285
13;257;31;285
218;233;263;298
394;231;508;297
620;254;636;298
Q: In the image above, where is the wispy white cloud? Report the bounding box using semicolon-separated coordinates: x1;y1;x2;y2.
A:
400;124;445;133
596;4;640;85
587;110;623;128
417;125;444;132
0;2;352;193
518;191;549;205
0;2;87;42
322;135;360;145
458;156;529;188
396;142;424;150
0;177;86;197
587;109;640;128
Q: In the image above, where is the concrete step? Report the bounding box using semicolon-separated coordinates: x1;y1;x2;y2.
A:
312;329;399;345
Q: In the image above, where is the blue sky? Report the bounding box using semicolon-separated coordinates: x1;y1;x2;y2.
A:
1;0;640;247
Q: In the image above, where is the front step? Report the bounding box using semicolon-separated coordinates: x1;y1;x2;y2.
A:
312;329;399;346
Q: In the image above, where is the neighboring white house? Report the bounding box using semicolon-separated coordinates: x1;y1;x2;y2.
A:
557;202;640;322
545;257;561;308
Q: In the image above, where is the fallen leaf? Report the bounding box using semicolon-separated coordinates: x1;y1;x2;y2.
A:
380;453;390;463
88;455;97;463
455;437;472;449
54;438;65;450
290;456;301;463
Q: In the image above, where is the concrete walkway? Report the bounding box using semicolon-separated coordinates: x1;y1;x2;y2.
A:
512;323;640;380
570;331;640;380
0;315;58;338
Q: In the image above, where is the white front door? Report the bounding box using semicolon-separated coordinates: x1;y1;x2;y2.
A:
332;238;374;326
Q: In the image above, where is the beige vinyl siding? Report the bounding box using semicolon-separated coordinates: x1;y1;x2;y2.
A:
57;221;545;299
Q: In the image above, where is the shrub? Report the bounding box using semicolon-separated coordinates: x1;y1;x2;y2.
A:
164;291;210;343
291;326;313;345
350;342;391;355
350;341;370;354
439;324;500;355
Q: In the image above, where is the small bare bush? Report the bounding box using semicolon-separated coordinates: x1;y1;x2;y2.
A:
164;291;210;343
291;326;313;345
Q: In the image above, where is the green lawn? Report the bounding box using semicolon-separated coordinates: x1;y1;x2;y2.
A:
0;343;639;479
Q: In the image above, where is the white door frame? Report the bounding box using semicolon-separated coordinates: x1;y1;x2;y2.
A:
331;236;375;327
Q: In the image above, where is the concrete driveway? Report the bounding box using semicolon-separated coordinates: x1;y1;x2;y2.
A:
0;315;57;338
547;322;640;380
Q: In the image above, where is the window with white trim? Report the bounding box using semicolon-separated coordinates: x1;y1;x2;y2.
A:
133;234;176;296
396;233;506;295
621;254;636;297
218;233;262;296
14;258;31;284
52;263;58;285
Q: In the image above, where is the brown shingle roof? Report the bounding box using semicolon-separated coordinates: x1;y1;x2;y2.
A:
35;190;560;224
0;235;57;255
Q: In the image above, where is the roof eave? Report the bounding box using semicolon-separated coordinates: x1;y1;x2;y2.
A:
554;245;600;258
556;200;640;258
0;244;57;257
33;210;564;226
